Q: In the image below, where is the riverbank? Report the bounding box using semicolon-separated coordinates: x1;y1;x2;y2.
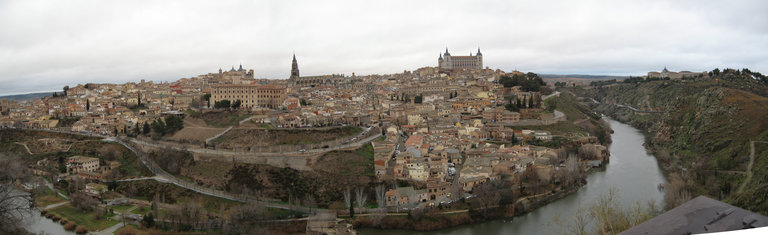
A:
353;172;591;231
359;118;667;235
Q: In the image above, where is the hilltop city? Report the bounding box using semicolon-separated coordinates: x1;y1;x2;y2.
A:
3;48;764;234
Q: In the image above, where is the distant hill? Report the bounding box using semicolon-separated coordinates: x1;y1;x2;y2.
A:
0;92;54;101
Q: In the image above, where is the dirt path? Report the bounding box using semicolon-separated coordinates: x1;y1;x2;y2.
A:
737;141;768;194
44;201;68;210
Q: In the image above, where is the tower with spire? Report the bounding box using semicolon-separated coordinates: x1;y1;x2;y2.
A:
290;54;300;80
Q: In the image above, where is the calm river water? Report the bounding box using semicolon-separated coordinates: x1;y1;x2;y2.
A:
361;118;667;235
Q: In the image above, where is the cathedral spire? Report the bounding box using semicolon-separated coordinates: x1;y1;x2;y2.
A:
290;53;300;79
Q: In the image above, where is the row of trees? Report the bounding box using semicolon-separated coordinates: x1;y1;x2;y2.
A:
504;94;542;112
150;115;184;137
499;72;546;92
213;99;242;109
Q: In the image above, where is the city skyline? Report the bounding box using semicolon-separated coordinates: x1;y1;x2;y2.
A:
2;0;767;95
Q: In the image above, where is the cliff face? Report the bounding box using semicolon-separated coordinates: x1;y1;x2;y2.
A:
575;77;768;214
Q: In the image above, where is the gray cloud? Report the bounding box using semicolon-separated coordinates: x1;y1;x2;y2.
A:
1;0;766;95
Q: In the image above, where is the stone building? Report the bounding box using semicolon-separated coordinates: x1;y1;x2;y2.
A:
210;84;286;109
288;54;345;87
66;156;100;174
439;48;483;70
647;67;704;79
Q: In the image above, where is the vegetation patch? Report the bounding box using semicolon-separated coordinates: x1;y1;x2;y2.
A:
48;204;119;231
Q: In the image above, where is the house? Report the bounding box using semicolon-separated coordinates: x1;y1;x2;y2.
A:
66;156;100;173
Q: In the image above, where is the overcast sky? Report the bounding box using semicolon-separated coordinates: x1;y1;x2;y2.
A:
1;0;767;95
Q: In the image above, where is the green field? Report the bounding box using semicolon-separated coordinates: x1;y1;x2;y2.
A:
49;204;119;231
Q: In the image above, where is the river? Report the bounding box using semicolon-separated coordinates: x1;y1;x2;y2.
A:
361;118;667;235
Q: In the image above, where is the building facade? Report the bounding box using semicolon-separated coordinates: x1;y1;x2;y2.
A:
66;156;100;173
439;48;483;70
211;84;286;109
288;54;345;87
647;67;704;80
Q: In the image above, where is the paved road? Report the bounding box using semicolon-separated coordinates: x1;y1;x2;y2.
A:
131;132;382;157
8;127;394;215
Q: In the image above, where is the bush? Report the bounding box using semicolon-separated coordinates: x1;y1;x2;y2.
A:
45;214;53;218
75;226;88;234
40;210;48;215
64;222;76;230
60;219;68;225
52;215;61;222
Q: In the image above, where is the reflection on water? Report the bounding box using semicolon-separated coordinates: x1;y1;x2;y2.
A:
361;118;667;235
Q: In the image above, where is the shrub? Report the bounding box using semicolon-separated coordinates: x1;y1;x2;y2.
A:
40;210;48;215
60;219;68;225
64;223;76;230
75;226;88;234
45;214;53;218
52;215;61;222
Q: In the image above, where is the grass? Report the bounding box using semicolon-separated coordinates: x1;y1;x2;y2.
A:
197;111;252;127
130;206;151;215
34;186;66;207
314;143;375;177
49;204;119;231
265;207;306;219
109;204;134;213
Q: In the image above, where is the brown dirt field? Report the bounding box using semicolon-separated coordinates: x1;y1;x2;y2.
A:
167;118;228;144
213;126;361;148
723;89;768;137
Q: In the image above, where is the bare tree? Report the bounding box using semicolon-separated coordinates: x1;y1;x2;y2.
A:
355;187;367;210
71;192;98;211
565;156;582;186
343;187;352;210
373;184;387;226
0;153;32;235
303;194;317;213
664;173;692;210
374;184;386;209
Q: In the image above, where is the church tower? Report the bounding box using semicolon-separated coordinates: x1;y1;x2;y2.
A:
290;54;300;80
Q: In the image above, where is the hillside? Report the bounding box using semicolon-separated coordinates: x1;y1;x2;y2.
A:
571;69;768;214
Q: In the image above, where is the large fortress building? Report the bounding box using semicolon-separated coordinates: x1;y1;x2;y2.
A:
438;48;483;70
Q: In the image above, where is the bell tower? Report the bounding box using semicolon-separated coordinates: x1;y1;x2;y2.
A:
290;54;300;80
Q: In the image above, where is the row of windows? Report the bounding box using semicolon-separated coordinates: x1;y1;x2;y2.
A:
213;89;283;94
214;95;282;99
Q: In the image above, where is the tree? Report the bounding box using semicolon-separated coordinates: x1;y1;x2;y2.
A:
0;154;33;234
356;187;368;210
375;184;386;209
141;212;155;228
203;94;211;108
137;91;142;107
151;119;167;136
214;100;231;109
143;122;151;135
164;115;184;134
63;85;69;96
86;99;90;111
414;94;423;104
232;100;242;109
71;192;98;211
528;96;534;108
343;187;352;216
